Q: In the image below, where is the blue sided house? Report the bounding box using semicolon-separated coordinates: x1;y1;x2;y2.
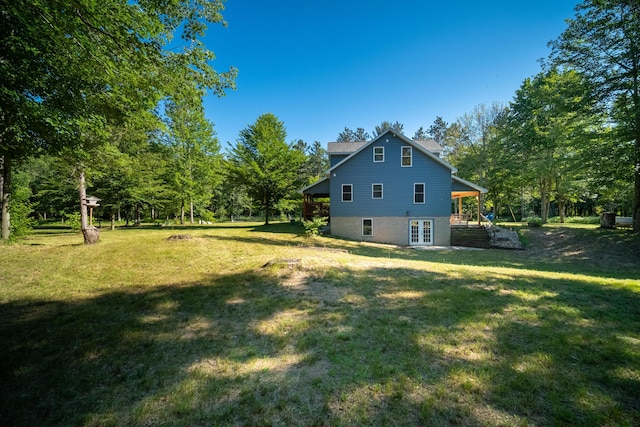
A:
301;129;487;246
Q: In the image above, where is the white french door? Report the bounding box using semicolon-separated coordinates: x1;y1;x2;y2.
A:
409;219;433;246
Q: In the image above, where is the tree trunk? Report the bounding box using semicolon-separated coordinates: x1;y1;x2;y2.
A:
111;212;116;231
263;192;269;225
601;212;616;229
520;187;525;221
540;178;551;223
1;154;11;240
190;199;194;224
135;204;140;226
558;198;566;223
632;52;640;233
634;133;640;232
78;169;100;245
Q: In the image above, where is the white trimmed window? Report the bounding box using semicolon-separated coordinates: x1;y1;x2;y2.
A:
342;184;353;202
372;183;383;199
414;183;425;204
401;146;412;167
373;146;384;162
362;218;373;236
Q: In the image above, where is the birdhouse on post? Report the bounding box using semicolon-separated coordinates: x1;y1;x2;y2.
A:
84;196;101;226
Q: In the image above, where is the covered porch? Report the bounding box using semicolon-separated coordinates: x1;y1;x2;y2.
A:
451;176;489;226
301;177;330;221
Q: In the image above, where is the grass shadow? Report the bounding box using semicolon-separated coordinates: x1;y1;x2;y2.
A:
2;258;639;425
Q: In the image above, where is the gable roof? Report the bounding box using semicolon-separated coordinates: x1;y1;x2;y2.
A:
300;176;330;195
452;175;488;194
327;142;367;154
328;129;457;173
327;138;443;155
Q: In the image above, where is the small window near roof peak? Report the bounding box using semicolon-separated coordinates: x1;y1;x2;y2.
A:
373;146;384;162
402;146;412;167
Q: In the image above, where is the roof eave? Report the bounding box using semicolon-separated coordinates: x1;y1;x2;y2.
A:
452;175;488;193
329;129;456;173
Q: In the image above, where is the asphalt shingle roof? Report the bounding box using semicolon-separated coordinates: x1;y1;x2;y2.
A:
327;139;443;154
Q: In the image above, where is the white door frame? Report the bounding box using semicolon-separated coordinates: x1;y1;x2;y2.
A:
409;218;433;246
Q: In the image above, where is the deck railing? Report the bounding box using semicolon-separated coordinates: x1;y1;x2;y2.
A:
450;213;468;225
303;202;330;220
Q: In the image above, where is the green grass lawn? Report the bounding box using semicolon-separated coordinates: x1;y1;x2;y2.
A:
1;222;639;426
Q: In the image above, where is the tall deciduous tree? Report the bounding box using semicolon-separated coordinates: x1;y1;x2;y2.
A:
448;103;505;192
0;0;236;241
507;69;599;222
550;0;640;231
446;103;518;218
228;114;305;225
164;92;221;224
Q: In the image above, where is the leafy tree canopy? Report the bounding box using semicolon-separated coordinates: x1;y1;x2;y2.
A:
227;113;305;225
0;0;236;239
549;0;640;231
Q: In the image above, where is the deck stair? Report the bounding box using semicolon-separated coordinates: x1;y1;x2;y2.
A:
451;225;490;249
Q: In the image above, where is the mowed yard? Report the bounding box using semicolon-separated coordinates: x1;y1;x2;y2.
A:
1;222;639;426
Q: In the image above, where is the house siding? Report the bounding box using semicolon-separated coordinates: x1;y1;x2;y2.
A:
331;216;451;246
330;134;452;218
330;154;349;167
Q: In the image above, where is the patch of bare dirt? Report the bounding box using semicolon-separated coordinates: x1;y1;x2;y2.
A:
166;234;194;241
280;270;346;304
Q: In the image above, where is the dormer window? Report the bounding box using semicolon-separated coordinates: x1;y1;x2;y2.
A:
373;146;384;162
401;146;412;167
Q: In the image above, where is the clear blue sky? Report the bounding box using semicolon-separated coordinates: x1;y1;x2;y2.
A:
203;0;579;148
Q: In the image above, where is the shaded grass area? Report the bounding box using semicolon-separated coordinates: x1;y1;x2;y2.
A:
1;222;639;426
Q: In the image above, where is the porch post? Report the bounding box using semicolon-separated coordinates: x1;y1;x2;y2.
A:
476;192;481;225
303;194;309;220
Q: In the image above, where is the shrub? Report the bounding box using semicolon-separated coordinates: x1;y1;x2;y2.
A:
547;216;601;224
64;212;82;231
5;170;35;241
523;216;543;227
302;216;328;236
199;209;215;223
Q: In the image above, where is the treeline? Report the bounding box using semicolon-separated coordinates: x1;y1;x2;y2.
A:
2;0;639;242
0;1;325;242
9;113;328;231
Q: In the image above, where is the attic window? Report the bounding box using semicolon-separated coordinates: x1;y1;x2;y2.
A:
401;146;412;167
373;146;384;162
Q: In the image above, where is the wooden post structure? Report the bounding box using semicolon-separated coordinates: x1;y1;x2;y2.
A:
84;195;101;243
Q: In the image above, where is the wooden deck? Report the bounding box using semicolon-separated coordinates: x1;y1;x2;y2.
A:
303;201;330;220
